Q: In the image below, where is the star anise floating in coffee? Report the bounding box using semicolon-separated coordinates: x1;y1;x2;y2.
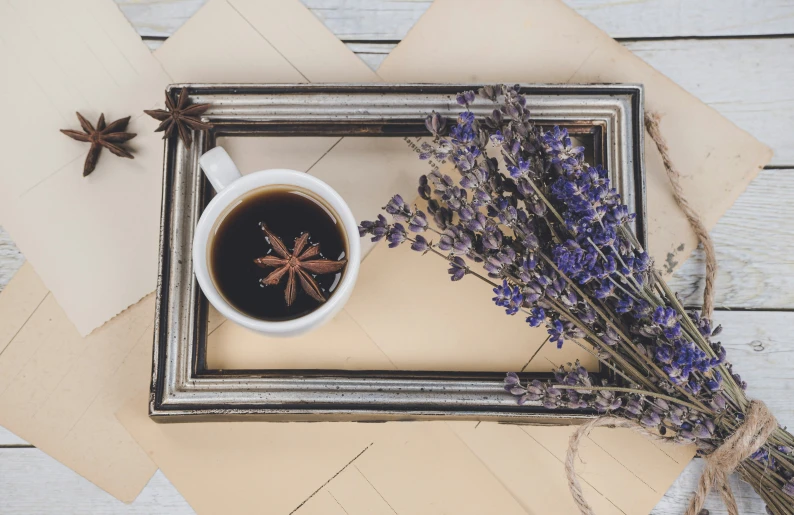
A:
254;223;347;307
144;87;211;149
60;112;137;176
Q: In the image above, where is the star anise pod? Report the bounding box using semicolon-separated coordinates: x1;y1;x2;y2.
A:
254;223;347;307
60;112;136;176
144;87;212;149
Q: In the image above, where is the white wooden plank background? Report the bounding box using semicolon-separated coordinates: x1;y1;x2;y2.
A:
1;1;792;514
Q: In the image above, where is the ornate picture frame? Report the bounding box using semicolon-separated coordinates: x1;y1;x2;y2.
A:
150;83;646;421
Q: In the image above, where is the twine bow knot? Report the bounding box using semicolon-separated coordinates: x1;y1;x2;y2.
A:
687;400;778;515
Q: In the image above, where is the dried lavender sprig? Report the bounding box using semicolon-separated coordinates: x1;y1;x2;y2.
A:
362;201;666;394
360;202;711;422
361;85;794;510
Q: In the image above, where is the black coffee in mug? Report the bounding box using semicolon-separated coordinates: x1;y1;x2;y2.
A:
208;186;348;321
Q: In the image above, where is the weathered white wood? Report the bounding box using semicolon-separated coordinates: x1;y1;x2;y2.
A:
652;458;768;515
566;0;794;38
115;0;794;39
115;0;207;38
0;426;28;446
0;449;194;514
344;42;393;70
669;169;794;309
624;38;794;167
0;227;25;293
711;311;794;428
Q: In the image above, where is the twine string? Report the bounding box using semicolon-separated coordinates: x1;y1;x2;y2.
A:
643;111;718;319
564;113;774;514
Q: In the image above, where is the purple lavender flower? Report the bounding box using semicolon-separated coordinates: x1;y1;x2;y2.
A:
386;223;407;248
548;320;565;348
598;325;619;346
424;112;446;137
358;214;389;242
691;423;713;440
640;409;662;428
384;194;410;221
411;234;429;253
478;85;498;102
705;370;723;392
438;226;469;253
359;87;787;496
409;210;428;232
448;257;466;281
615;295;634;314
456;90;476;106
429;203;453;230
526;307;545;327
504;371;520;387
493;280;524;316
523;282;544;304
528;198;547;217
594;280;614;299
653;307;682;339
481;226;503;250
418;175;432;200
466;212;487;232
625;399;643;416
710;393;727;411
655;345;673;364
506;158;531;179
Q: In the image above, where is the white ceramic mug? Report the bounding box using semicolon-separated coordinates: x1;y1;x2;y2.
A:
193;146;360;337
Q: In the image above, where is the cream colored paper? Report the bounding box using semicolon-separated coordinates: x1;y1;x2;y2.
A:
0;0;377;337
117;394;531;515
118;390;695;515
377;0;773;269
0;264;157;502
449;421;695;515
0;0;171;336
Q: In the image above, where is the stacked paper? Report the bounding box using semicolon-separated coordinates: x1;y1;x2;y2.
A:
0;0;772;513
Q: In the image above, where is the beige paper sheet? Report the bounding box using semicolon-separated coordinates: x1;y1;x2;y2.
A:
117;394;533;515
377;0;773;269
118;392;695;515
0;0;171;336
0;263;157;502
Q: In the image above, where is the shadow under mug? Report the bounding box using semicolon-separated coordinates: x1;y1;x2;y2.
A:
193;146;361;337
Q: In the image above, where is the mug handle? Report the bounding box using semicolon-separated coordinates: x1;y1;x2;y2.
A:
198;146;242;192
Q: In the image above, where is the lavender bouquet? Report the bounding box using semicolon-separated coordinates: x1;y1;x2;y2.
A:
359;85;794;514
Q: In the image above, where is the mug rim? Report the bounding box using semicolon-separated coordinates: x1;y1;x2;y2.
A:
192;169;361;336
